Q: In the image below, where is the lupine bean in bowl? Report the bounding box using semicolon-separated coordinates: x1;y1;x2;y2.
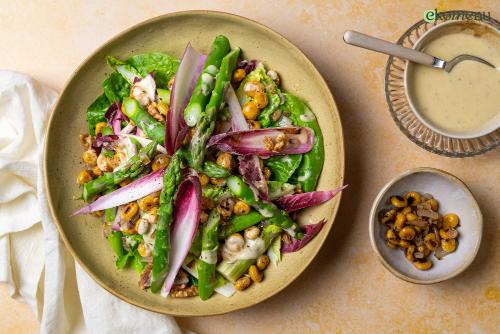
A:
369;167;482;284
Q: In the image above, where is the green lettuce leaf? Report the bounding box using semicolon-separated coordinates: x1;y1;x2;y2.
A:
265;154;303;183
126;52;179;88
267;181;296;200
236;62;283;128
86;93;110;135
102;72;130;103
106;56;141;84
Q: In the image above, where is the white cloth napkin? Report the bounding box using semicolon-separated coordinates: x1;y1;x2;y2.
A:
0;71;182;334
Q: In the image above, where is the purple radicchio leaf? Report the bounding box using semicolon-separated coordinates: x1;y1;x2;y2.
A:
207;127;314;157
237;59;258;74
275;185;348;212
105;102;128;134
282;220;326;253
225;86;268;199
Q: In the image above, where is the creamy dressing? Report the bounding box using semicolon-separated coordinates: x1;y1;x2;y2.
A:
281;155;292;164
132;75;156;106
407;23;500;137
205;65;219;76
259;207;274;218
200;248;218;264
223;237;265;263
299;110;315;122
298;170;311;182
201;72;216;95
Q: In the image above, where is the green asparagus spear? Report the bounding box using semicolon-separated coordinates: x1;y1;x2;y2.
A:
190;47;241;169
184;35;231;127
122;97;165;145
197;210;220;300
82;141;157;201
226;175;303;239
219;210;265;239
178;147;231;178
150;152;182;293
201;161;231;178
217;224;282;282
201;185;225;202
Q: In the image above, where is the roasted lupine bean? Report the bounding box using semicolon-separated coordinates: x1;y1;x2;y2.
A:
233;200;251;215
441;238;457;253
256;255;270;271
399;226;416;241
390;196;407;208
404;191;422;205
443;213;459;228
248;265;263;283
77;170;93;185
235;276;252;291
413;259;432;270
394;213;406;231
122;202;139;221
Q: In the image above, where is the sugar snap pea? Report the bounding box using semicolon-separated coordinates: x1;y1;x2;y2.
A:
284;93;324;192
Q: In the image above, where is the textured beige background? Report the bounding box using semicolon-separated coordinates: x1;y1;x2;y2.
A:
0;0;499;333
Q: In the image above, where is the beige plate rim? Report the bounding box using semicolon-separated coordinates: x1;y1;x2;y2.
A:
43;10;345;316
368;167;483;285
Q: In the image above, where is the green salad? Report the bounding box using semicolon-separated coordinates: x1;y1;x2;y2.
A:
73;35;345;300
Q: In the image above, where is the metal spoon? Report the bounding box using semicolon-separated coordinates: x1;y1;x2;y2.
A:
343;30;495;72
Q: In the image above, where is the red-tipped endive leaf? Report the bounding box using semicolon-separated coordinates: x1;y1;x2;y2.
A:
161;175;201;297
238;156;268;201
166;44;206;155
104;102;129;135
225;86;268;200
275;185;348;212
207;127;314;157
282;220;326;253
120;122;136;134
111;206;123;231
71;168;165;216
225;86;247;131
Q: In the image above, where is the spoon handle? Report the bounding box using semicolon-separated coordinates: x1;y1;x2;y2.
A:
343;30;435;66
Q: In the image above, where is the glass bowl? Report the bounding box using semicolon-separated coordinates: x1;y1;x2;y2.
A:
384;10;500;157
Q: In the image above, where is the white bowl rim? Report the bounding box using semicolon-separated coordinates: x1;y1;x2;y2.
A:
368;167;483;284
403;20;500;139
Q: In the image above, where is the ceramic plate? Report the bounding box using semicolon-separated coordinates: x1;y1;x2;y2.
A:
44;11;344;316
369;167;482;284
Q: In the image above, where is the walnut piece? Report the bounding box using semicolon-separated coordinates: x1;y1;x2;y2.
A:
263;133;289;152
147;102;165;122
263;136;274;151
170;284;199;298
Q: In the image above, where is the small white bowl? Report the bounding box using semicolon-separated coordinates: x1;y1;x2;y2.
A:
369;167;483;284
404;20;500;139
